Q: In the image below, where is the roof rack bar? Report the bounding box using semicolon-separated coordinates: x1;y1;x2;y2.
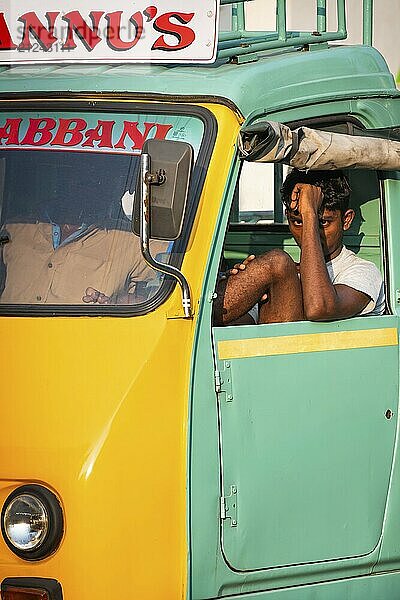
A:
218;30;346;58
317;0;327;33
363;0;373;45
217;0;347;60
277;0;287;42
219;30;277;42
219;28;346;44
232;3;245;32
337;0;346;38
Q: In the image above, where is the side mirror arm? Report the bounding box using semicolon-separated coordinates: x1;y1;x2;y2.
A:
139;153;192;318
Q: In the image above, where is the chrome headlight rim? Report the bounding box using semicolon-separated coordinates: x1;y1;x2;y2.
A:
1;485;64;561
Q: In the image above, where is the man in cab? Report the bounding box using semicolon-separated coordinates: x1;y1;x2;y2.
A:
214;169;385;325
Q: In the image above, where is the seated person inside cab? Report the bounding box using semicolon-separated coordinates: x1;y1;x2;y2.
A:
0;151;166;306
214;169;385;326
0;217;165;306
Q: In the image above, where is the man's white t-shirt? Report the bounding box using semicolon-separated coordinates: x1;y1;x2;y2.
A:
325;245;385;316
249;245;385;322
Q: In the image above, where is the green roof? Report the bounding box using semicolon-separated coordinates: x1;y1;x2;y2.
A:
0;45;397;118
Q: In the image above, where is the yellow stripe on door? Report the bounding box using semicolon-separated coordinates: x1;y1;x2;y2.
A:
218;328;398;360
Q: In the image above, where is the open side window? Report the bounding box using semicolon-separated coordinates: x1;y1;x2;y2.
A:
221;117;390;322
225;165;383;278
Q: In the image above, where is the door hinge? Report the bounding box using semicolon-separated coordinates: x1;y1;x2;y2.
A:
220;485;238;527
214;370;222;393
214;362;233;402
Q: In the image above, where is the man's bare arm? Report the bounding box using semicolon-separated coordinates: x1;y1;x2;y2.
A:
296;184;370;320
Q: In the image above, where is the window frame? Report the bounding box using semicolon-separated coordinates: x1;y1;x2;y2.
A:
229;114;368;231
0;98;217;317
224;112;390;313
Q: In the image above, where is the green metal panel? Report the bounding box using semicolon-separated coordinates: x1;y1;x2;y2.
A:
214;317;398;570
189;150;400;599
220;570;400;599
371;176;400;573
264;98;400;131
0;45;396;120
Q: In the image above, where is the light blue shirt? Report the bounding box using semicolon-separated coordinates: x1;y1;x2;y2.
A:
51;223;89;250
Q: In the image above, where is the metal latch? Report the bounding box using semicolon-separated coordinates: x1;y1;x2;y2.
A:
214;361;233;402
220;485;238;527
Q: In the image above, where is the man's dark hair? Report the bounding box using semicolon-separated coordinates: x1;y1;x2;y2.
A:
281;169;351;214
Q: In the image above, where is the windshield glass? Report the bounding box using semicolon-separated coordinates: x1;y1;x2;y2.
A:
0;108;206;311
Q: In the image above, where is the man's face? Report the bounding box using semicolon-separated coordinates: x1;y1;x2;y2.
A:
287;206;355;259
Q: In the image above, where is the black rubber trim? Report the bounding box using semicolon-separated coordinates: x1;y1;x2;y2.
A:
0;90;243;119
287;113;400;139
286;113;366;131
0;97;218;317
244;91;400;129
2;578;62;599
1;485;64;561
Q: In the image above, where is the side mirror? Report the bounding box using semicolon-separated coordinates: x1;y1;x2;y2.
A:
133;139;193;240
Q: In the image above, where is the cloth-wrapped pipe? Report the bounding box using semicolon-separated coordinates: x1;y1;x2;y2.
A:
239;121;400;171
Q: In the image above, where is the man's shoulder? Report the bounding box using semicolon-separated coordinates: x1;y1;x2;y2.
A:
4;221;51;238
333;246;384;314
338;246;381;277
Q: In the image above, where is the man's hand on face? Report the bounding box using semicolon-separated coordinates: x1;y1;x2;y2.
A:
290;183;323;216
82;287;111;304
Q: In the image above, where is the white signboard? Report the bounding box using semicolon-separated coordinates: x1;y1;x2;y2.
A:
0;1;219;64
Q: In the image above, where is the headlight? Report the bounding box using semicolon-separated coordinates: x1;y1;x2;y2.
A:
1;485;64;561
4;494;48;550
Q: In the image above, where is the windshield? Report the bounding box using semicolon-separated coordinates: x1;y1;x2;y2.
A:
0;106;208;312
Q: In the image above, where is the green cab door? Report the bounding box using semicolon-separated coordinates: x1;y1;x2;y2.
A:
213;316;398;571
